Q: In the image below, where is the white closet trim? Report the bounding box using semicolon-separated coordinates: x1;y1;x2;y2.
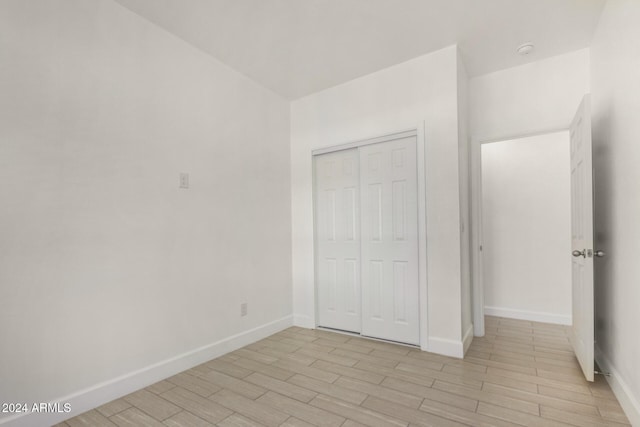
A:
312;129;418;156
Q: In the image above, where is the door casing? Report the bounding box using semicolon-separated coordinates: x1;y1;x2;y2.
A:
470;127;570;337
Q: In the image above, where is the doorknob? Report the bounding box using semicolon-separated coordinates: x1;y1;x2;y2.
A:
594;250;605;257
572;249;586;258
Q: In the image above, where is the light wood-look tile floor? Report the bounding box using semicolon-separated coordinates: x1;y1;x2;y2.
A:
59;316;630;427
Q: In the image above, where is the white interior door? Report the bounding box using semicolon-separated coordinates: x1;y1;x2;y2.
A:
360;137;420;345
570;95;595;382
314;149;361;333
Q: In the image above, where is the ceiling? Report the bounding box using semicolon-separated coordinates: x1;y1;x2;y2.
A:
114;0;605;100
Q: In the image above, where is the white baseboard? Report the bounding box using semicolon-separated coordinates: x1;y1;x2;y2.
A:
425;326;473;359
462;324;474;356
595;346;640;427
484;306;571;325
293;314;315;329
425;336;464;359
0;315;293;427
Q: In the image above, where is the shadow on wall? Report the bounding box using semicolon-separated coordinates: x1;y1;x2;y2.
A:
591;98;613;342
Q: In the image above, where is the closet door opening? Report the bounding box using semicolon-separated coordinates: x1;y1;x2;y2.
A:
314;135;420;345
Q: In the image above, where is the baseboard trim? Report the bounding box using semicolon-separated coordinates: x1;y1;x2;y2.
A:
595;346;640;427
462;324;474;356
425;336;464;359
484;306;571;325
0;315;293;427
293;314;315;329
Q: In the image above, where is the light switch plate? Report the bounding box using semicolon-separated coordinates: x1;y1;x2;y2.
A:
179;173;189;189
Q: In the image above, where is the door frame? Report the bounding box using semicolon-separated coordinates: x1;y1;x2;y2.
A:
470;127;568;337
311;125;429;349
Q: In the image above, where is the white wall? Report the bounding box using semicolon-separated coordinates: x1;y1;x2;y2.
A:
0;0;291;424
470;49;591;140
469;49;590;332
291;46;466;356
457;52;473;351
590;1;640;424
481;132;572;324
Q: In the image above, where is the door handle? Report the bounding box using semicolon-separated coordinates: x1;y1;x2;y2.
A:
572;249;586;258
594;250;605;257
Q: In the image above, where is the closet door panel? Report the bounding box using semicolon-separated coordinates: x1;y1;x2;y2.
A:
314;149;361;332
360;137;420;345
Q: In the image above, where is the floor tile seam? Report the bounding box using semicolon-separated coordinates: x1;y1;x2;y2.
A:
123;392;183;422
161;409;218;427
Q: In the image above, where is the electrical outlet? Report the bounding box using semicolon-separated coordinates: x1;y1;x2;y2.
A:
179;172;189;189
240;303;248;317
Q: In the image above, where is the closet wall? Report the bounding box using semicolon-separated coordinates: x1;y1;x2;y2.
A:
292;46;469;356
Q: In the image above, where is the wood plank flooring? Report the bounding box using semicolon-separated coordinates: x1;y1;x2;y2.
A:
59;316;630;426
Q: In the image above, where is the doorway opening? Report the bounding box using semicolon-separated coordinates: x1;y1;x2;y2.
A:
472;130;573;334
473;96;596;382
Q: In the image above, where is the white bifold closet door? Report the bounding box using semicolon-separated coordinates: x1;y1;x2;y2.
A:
315;136;419;345
315;149;362;333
